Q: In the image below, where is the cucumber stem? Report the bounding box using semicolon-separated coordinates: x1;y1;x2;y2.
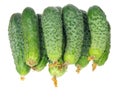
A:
92;63;97;71
20;76;25;81
76;65;81;74
52;76;57;87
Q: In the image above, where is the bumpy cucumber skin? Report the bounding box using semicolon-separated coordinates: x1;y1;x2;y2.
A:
63;4;84;64
94;22;110;66
22;7;40;67
48;7;67;77
32;14;48;71
88;5;110;60
76;10;91;68
41;7;63;62
8;13;30;76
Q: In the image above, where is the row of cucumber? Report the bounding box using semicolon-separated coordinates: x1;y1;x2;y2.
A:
8;4;110;87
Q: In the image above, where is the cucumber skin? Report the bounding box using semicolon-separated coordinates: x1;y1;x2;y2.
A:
41;7;63;62
22;7;40;67
76;10;91;68
8;13;30;76
63;4;84;64
88;5;110;60
32;14;48;71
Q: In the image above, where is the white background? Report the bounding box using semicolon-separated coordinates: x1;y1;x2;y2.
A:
0;0;119;97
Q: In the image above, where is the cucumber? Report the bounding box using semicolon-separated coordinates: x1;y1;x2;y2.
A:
88;5;110;61
75;10;91;73
49;24;67;83
21;7;40;67
92;22;110;70
42;7;63;63
44;7;67;87
63;4;84;64
8;13;30;80
32;14;48;71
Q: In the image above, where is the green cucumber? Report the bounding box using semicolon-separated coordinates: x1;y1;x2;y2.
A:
41;7;64;87
32;14;48;71
93;22;110;67
8;13;30;80
63;4;84;64
22;7;40;67
88;5;110;61
41;7;63;63
49;21;67;77
75;10;91;73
